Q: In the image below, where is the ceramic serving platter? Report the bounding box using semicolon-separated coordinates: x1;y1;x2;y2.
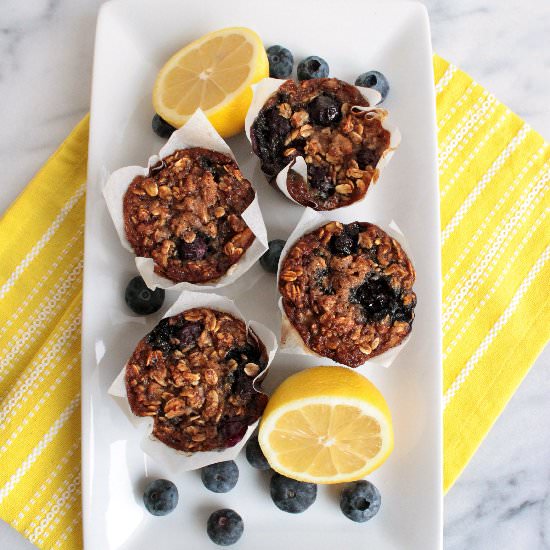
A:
82;0;442;548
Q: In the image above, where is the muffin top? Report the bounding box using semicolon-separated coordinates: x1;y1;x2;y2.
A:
125;307;268;452
279;221;416;367
250;78;392;210
123;147;255;284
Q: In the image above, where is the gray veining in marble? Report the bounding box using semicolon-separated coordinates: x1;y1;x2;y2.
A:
0;0;548;548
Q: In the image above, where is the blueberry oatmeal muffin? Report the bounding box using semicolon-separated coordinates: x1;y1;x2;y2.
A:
125;308;268;452
123;147;255;284
279;221;416;368
250;78;393;210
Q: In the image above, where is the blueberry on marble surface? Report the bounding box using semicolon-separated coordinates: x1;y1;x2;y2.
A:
152;114;176;138
201;461;239;493
260;239;286;273
124;275;165;315
267;45;294;79
340;480;381;522
270;473;317;513
355;71;390;103
207;509;244;546
297;56;329;80
142;479;178;516
245;436;271;470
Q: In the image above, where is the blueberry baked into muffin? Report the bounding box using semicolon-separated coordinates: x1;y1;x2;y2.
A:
250;78;394;210
123;147;255;284
125;307;268;452
279;221;416;367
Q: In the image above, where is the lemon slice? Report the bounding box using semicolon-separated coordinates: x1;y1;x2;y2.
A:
258;366;394;484
153;27;268;137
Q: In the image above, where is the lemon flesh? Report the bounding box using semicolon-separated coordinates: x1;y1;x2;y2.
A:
259;366;394;484
153;27;268;137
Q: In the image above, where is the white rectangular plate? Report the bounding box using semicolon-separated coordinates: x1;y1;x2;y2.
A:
82;0;442;548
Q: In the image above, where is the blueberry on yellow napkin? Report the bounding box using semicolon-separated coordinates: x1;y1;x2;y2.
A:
0;57;548;549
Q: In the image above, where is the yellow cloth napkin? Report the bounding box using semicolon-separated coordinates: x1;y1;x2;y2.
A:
0;56;548;549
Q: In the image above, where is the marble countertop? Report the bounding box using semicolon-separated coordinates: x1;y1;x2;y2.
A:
1;0;548;548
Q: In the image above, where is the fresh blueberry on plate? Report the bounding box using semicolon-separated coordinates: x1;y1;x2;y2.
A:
152;113;176;138
297;56;329;80
245;436;271;470
355;71;390;103
207;508;244;546
143;479;178;516
266;45;294;79
270;473;317;513
260;239;286;273
201;460;239;493
125;275;165;315
340;480;381;522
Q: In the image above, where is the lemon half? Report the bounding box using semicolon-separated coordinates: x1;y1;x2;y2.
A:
153;27;268;137
258;366;394;484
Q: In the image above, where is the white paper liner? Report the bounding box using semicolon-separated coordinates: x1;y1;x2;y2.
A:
276;207;413;369
244;78;400;209
108;291;277;472
103;109;268;291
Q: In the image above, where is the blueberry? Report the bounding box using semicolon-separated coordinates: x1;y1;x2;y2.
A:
345;222;361;237
308;95;342;126
245;436;271;470
125;276;165;315
270;473;317;513
260;239;286;273
176;321;202;347
207;509;244;546
340;480;381;523
351;274;413;323
199;156;224;181
146;318;173;352
143;479;178;516
355;71;390;103
308;165;334;198
152;114;176;138
179;236;207;260
331;233;355;256
220;418;249;447
201;461;239;493
297;56;329;80
225;342;262;366
267;45;294;79
356;147;378;170
250;107;291;177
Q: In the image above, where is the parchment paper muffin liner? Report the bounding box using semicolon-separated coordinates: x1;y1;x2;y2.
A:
276;207;414;369
103;109;268;291
108;291;277;472
244;77;401;208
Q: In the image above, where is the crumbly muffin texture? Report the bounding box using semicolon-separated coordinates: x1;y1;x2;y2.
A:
250;78;392;210
123;147;255;284
125;308;268;452
279;221;416;368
